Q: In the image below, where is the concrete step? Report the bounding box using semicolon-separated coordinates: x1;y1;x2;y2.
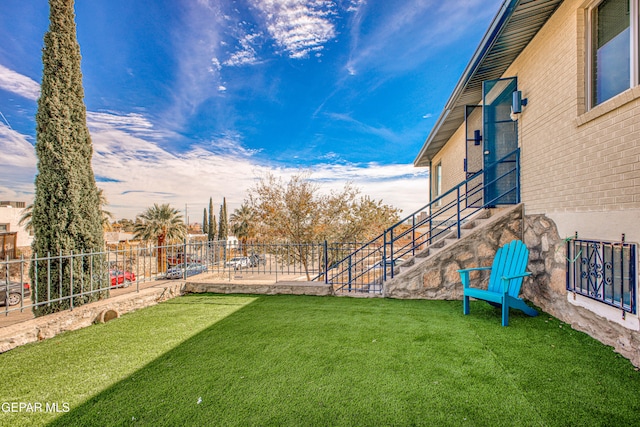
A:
387;206;517;280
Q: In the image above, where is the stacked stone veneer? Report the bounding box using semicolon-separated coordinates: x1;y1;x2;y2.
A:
184;281;333;296
384;204;640;367
0;282;183;354
522;214;640;368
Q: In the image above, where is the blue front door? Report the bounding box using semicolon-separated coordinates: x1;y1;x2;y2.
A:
482;77;519;206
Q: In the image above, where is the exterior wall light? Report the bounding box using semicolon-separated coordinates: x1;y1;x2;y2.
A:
510;90;528;121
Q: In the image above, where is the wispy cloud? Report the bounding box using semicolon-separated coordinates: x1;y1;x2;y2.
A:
224;32;263;67
201;133;263;157
0;64;40;101
166;1;226;129
0;122;36;168
325;112;401;142
250;0;337;59
87;112;153;134
0;123;37;199
345;0;497;75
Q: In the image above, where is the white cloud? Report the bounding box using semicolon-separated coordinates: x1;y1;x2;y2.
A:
0;113;429;220
218;85;227;92
0;64;40;101
0;61;430;221
345;0;366;13
422;113;433;119
0;123;37;199
87;112;154;134
0;123;36;169
251;0;337;59
325;112;401;142
224;32;262;67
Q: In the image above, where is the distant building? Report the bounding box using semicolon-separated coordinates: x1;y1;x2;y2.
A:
0;201;33;259
104;232;136;245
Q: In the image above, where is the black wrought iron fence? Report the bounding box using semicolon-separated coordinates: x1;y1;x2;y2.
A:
1;240;365;317
566;235;637;315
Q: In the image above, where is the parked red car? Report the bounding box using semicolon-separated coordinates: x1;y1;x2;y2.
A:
109;270;135;288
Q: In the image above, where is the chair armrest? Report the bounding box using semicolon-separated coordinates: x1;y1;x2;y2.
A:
458;267;492;289
500;272;532;294
501;271;532;281
457;267;492;273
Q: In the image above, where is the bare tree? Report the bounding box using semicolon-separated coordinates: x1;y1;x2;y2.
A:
247;171;400;279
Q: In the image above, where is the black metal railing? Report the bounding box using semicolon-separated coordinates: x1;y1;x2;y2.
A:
567;235;637;315
1;239;370;316
326;148;521;294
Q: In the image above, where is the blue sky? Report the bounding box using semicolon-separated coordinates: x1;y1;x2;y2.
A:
0;0;502;220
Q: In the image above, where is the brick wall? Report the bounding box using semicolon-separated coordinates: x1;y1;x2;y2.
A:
428;0;640;338
433;0;640;241
430;123;467;205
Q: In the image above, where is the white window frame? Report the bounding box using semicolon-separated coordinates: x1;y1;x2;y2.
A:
586;0;639;109
434;162;442;199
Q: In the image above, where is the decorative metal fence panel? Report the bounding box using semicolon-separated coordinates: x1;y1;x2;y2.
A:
566;237;637;315
1;240;361;317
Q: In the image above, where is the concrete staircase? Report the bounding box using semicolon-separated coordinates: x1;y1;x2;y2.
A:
390;208;501;275
384;204;524;299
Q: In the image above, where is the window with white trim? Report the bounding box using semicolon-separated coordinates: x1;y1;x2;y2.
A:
434;162;442;202
587;0;639;108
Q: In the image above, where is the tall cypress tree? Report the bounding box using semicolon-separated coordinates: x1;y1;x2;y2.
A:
218;197;228;241
208;197;216;241
202;208;208;235
31;0;105;316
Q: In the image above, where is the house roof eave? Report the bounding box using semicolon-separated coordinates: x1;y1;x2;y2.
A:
414;0;564;167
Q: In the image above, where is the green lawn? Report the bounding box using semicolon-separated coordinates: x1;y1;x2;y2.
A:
1;295;639;426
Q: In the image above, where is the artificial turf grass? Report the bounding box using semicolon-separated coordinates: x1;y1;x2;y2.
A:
52;296;542;426
1;295;639;426
0;295;257;427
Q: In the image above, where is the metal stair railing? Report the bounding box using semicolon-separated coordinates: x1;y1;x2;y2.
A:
326;148;520;294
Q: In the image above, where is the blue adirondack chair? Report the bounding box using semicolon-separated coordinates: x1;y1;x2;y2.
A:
458;240;538;326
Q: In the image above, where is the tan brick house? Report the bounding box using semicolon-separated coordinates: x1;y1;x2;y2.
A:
414;0;640;362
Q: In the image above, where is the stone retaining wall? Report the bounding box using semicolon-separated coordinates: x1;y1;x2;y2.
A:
0;282;183;354
184;281;333;296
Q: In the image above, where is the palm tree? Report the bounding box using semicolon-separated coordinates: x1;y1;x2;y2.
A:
18;203;33;233
98;188;114;231
230;203;255;255
133;203;187;272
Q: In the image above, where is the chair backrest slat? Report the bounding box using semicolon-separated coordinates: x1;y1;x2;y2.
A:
486;240;529;296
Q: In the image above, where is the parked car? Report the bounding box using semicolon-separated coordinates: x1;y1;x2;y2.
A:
226;256;251;270
166;253;199;266
165;262;207;280
1;281;31;306
248;254;266;267
110;270;136;288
